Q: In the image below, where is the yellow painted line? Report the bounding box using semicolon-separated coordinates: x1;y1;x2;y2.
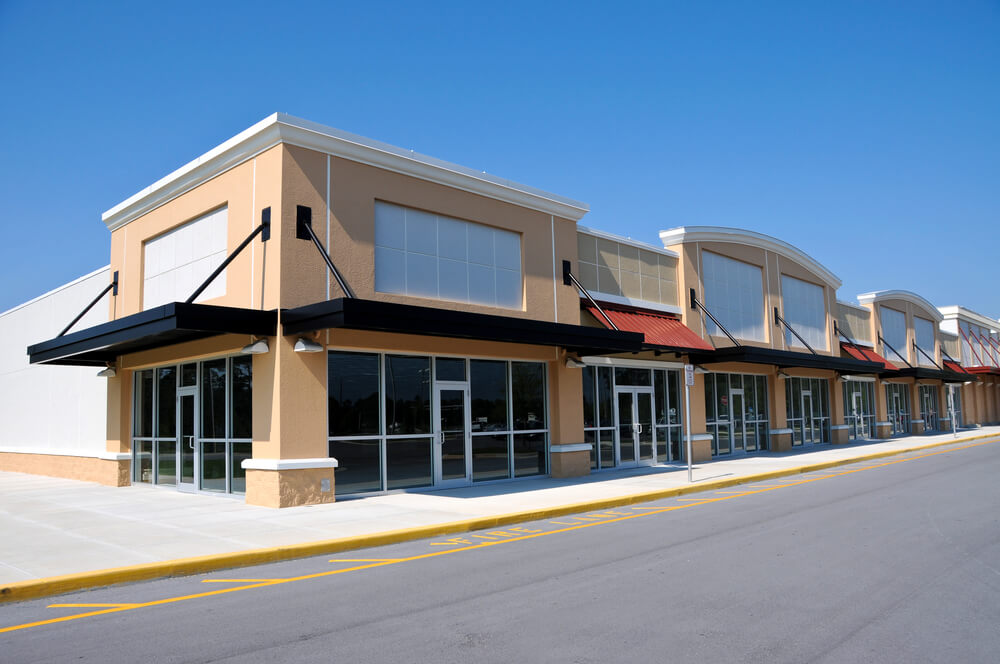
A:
200;579;280;584
1;433;997;608
327;558;401;563
1;437;995;635
46;603;138;609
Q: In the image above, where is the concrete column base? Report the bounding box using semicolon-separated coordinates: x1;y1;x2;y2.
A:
769;429;793;452
550;446;591;478
876;422;893;438
0;451;130;486
910;420;925;435
686;434;713;462
244;464;337;508
831;425;850;444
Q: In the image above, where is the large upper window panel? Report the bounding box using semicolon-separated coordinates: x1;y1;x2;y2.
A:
143;207;228;310
914;316;936;366
374;201;522;309
701;251;765;342
780;275;827;351
576;233;678;307
880;307;907;360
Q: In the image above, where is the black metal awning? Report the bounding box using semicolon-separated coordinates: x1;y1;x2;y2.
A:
881;366;972;384
686;345;884;375
282;298;643;356
28;303;277;367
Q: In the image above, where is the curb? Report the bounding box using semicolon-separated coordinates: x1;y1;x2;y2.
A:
2;432;996;604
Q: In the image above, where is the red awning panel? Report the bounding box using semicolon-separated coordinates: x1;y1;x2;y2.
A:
839;342;899;371
964;366;1000;376
943;360;970;375
584;304;713;351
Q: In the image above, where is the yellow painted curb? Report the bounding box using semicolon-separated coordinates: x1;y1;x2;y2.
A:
1;431;996;604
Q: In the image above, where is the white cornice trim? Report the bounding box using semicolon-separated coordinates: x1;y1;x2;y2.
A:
577;225;679;258
241;458;339;471
836;299;870;314
857;290;943;322
657;226;841;289
937;305;999;330
103;113;589;231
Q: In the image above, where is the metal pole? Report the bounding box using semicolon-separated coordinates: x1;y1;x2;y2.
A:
685;382;693;482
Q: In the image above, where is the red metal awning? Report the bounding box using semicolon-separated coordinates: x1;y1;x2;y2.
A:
839;342;899;371
943;360;970;375
584;304;713;352
964;366;1000;376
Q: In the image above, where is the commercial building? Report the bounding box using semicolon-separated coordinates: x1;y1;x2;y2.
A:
3;114;998;507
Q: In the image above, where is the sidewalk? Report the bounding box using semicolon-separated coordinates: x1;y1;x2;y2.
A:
2;427;998;600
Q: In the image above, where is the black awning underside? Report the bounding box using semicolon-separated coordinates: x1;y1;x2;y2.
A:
881;366;973;384
28;303;277;366
686;345;885;375
282;298;643;356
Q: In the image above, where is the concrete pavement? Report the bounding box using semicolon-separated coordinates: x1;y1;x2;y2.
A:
2;426;998;601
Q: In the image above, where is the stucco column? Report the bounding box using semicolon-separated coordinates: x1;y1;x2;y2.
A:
100;370;131;486
909;381;925;434
686;371;712;462
874;380;892;439
548;353;590;478
245;333;336;507
768;373;793;452
829;377;850;444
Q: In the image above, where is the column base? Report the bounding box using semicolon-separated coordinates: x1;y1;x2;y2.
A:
769;429;793;452
549;445;591;478
688;434;714;462
876;422;893;438
243;459;338;508
0;451;130;486
830;425;850;444
910;420;926;435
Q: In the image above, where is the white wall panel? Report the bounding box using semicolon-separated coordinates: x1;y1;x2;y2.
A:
702;251;765;341
0;267;110;456
781;275;827;350
143;207;227;309
914;316;936;366
880;307;907;361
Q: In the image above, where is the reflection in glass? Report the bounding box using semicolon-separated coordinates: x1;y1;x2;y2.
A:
472;434;510;481
582;366;596;428
201;359;227;439
157;367;176;438
330;439;381;495
328;352;381;436
181;363;197;387
136;440;152;483
586;429;597;469
386;355;431;435
230;356;252;439
387;437;433;489
512;362;545;430
597;367;613;425
157;440;177;485
435;357;465;382
618;392;635;463
135;370;154;437
180;394;195;484
614;367;651;386
637;394;653;460
201;441;227;492
231;442;251;494
513;432;546;477
470;360;508;432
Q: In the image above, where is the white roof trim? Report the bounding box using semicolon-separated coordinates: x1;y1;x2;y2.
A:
857;290;943;322
836;299;870;314
577;225;679;258
657;226;841;289
937;305;999;331
103;113;589;231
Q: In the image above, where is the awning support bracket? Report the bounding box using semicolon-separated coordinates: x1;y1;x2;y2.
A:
563;260;618;331
58;271;119;337
690;288;741;347
774;307;817;355
878;332;913;368
912;341;944;371
187;208;271;304
297;205;355;299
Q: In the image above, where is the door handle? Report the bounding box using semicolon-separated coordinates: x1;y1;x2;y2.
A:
435;431;443;445
186;436;195;451
635;424;643;435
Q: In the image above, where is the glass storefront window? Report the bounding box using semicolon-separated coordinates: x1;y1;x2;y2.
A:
201;359;227;440
471;360;508;432
230;356;253;439
512;362;545;431
385;355;431;435
328;352;381;437
704;372;769;456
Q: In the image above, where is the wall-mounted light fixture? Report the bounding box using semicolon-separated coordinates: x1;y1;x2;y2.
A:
97;364;117;378
565;357;587;369
294;337;324;353
240;338;270;355
776;370;790;380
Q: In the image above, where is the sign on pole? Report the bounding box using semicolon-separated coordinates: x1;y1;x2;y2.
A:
684;363;695;387
684;364;694;482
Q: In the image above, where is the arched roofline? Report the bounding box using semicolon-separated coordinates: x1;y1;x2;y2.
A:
856;290;943;322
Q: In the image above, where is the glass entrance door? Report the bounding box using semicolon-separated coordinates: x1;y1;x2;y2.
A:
434;384;471;486
177;390;197;491
852;392;868;438
615;389;654;466
801;391;818;444
730;389;746;453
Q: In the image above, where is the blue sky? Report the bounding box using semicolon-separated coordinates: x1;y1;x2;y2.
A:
1;1;997;317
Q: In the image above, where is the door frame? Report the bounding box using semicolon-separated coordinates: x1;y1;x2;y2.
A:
613;386;655;467
433;381;472;487
728;387;747;454
176;386;198;493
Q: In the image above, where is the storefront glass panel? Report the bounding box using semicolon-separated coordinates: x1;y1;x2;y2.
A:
386;437;434;489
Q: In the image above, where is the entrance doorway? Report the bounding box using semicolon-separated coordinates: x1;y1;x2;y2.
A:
615;388;654;466
434;383;471;486
177;389;197;492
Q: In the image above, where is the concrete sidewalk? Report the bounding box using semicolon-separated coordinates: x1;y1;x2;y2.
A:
2;427;998;600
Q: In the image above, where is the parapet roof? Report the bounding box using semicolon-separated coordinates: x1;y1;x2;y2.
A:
103;113;589;231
